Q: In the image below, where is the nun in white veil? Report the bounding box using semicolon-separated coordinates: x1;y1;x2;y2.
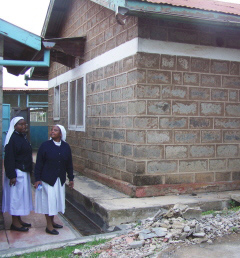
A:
34;124;74;235
2;116;33;232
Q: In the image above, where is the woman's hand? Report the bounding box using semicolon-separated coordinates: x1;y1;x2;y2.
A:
9;178;16;186
69;181;74;189
34;181;42;189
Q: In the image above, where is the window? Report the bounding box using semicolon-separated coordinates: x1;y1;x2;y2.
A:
53;85;60;120
68;77;85;131
28;94;48;107
30;108;47;122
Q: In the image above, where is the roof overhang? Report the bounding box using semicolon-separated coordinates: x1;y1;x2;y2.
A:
0;18;86;80
29;36;86;81
90;0;240;27
0;18;43;76
124;1;240;27
28;0;86;81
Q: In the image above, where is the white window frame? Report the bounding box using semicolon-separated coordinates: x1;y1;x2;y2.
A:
53;85;60;120
68;76;85;131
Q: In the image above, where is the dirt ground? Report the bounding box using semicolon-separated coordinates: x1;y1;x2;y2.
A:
159;233;240;258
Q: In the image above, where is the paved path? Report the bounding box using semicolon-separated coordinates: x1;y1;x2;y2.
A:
0;185;83;257
0;186;123;257
0;210;82;257
159;233;240;258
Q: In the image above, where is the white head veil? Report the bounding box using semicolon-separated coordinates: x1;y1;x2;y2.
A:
56;124;66;141
4;116;24;147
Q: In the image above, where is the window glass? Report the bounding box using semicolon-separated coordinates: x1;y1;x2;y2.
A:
77;78;83;126
69;81;76;125
30;108;47;122
69;77;85;131
53;85;60;119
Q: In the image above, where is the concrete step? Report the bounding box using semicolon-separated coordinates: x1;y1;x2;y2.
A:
66;175;240;227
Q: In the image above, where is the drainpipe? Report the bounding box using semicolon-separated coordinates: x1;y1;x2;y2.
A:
0;49;50;67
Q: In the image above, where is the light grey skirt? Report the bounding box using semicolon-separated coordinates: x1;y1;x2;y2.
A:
2;169;34;216
35;177;65;216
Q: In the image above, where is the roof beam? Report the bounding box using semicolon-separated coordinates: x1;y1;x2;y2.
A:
0;19;41;51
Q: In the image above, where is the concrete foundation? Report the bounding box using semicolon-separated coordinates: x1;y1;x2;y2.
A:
66;174;240;227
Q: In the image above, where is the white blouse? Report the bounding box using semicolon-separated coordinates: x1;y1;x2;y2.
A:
53;140;61;146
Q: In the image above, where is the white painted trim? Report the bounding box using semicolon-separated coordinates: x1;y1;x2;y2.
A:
49;38;139;88
138;38;240;62
48;37;240;88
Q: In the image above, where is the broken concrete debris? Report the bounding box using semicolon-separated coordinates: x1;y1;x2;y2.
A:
75;203;240;257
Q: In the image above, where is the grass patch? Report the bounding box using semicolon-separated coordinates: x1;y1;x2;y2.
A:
202;205;240;216
202;210;216;216
231;226;239;233
12;238;109;258
229;206;240;212
229;200;237;208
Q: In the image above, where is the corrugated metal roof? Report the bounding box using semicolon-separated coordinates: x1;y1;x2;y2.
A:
144;0;240;16
42;0;70;38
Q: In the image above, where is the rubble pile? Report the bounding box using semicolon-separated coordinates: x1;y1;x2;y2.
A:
74;204;240;258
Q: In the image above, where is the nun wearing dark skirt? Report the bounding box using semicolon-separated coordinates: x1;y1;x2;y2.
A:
34;124;74;235
2;116;34;232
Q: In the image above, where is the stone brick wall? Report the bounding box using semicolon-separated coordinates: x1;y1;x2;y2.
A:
134;53;240;187
75;52;240;191
82;55;138;184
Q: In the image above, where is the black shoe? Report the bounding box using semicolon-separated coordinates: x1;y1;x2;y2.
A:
10;224;29;232
21;222;31;227
46;228;59;235
53;223;63;229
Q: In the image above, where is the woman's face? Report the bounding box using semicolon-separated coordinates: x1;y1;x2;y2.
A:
50;126;62;141
14;119;27;134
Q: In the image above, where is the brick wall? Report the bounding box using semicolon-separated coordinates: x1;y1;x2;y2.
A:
83;55;137;184
74;52;240;193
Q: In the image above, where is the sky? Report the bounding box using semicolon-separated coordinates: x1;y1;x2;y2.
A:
0;0;50;88
0;0;239;88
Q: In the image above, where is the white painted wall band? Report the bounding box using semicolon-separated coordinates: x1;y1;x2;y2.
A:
49;37;240;88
